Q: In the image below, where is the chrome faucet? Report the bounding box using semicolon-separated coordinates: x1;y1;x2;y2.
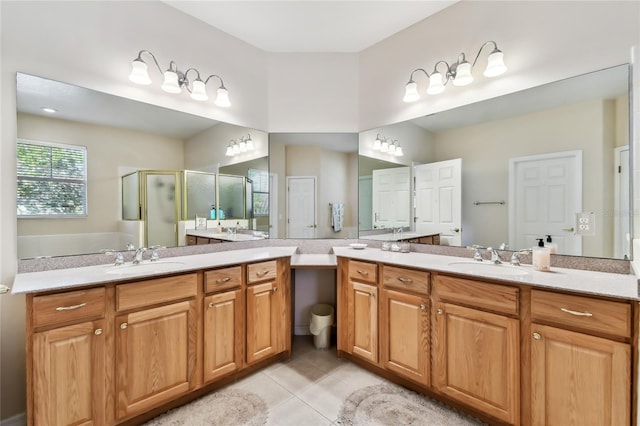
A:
487;247;503;264
150;245;163;262
133;247;147;264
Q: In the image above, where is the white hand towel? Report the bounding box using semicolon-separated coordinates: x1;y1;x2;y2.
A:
331;203;344;232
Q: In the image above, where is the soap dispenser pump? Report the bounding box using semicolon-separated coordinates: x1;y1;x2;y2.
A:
545;235;558;254
536;238;545;247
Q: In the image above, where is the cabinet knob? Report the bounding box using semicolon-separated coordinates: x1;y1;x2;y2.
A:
208;302;215;308
420;304;426;311
216;277;232;283
356;270;369;276
532;332;541;340
397;277;413;283
273;287;278;292
94;328;103;336
437;308;443;315
120;322;128;330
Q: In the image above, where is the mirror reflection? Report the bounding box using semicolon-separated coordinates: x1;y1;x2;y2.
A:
16;73;268;259
269;133;358;239
359;64;631;259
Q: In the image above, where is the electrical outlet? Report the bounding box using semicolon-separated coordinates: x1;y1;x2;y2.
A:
575;212;596;236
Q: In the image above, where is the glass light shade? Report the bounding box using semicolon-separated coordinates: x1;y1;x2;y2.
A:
215;87;231;107
403;81;420;103
129;59;151;85
484;50;507;77
246;138;255;150
380;140;389;152
232;142;240;154
388;143;396;153
190;79;209;101
427;72;445;94
161;70;182;93
225;145;234;156
453;61;474;86
239;140;247;152
395;146;404;156
373;137;382;150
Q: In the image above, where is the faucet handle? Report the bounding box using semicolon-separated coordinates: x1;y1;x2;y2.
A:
510;252;521;266
150;245;164;262
126;242;135;251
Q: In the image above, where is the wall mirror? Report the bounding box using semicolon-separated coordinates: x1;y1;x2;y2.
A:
359;64;631;260
16;72;268;259
269;133;359;239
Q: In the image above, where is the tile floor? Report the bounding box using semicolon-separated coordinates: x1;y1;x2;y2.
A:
225;335;391;425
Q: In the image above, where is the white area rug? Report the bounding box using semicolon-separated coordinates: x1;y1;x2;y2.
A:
337;383;485;425
144;388;268;426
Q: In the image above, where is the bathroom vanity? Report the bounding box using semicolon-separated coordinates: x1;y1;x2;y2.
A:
13;244;639;425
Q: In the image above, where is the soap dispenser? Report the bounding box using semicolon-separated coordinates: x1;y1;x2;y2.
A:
216;221;222;233
545;235;558;254
536;238;544;248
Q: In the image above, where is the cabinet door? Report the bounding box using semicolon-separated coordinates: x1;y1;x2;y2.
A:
381;289;429;385
246;281;279;364
531;323;630;426
204;289;244;382
434;302;519;424
349;281;378;363
116;300;196;419
33;320;105;426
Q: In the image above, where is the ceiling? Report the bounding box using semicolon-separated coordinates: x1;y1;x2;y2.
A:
162;1;458;53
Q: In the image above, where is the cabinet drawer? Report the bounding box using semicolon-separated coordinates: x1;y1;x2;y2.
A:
349;260;377;284
33;287;106;328
531;290;631;338
205;266;242;293
247;260;277;284
117;274;198;311
436;275;519;316
383;265;429;295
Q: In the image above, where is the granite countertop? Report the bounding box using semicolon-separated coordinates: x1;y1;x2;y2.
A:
333;246;640;301
12;247;298;294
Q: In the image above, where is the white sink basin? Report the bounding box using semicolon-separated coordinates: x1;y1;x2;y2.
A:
105;261;185;275
447;261;530;277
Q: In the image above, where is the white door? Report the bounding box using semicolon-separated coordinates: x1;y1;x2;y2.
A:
414;159;462;246
614;146;630;259
509;151;582;255
269;173;278;238
359;176;372;230
372;167;410;229
286;176;316;238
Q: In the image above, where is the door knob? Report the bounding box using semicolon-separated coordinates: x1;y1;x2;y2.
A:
0;285;9;294
562;227;575;232
450;228;460;233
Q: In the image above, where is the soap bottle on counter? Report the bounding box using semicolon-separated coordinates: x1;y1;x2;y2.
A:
533;238;551;272
209;205;217;220
545;235;558;254
216;221;222;233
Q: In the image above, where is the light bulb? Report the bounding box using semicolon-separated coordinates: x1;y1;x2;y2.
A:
129;59;151;85
484;50;507;77
427;72;445;94
161;70;182;93
215;86;231;107
373;136;382;150
403;81;420;103
453;61;473;86
395;146;404;156
246;137;255;150
225;145;234;156
239;139;247;152
232;142;240;154
380;140;389;152
190;79;208;101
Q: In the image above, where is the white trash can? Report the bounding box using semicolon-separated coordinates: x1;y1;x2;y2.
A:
309;304;334;349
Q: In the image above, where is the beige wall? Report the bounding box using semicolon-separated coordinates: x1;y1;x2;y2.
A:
433;99;617;256
17;113;185;239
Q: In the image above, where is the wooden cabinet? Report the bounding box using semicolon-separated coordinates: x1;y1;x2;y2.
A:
203;265;244;382
30;288;106;426
433;275;520;424
530;289;632;425
115;274;198;420
344;260;379;364
380;265;430;385
245;259;289;365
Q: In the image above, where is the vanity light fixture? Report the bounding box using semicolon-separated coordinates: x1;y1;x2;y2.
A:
403;41;507;103
128;49;231;108
372;134;403;157
225;134;255;157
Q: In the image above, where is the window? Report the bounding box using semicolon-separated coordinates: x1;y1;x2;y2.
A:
248;168;269;216
17;139;87;217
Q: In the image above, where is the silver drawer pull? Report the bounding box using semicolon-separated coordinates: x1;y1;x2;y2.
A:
55;303;86;311
94;329;103;336
397;277;412;283
420;304;426;311
256;270;269;277
216;277;232;283
356;270;369;275
560;307;593;317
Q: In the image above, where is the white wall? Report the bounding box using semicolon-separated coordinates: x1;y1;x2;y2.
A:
359;120;435;165
358;1;640;130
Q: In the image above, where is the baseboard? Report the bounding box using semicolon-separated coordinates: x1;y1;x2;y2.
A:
1;412;26;426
